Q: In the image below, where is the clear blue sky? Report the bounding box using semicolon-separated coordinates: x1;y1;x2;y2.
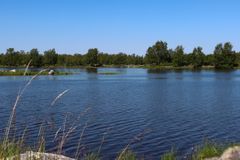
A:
0;0;239;55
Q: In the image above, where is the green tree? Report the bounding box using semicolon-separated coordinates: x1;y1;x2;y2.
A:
29;48;42;67
235;52;240;66
98;53;111;65
145;41;170;65
214;42;236;69
4;48;21;66
203;54;215;66
57;54;66;66
113;53;128;65
85;48;99;66
173;46;185;67
64;54;83;66
191;47;205;68
127;54;144;65
43;49;58;66
0;53;4;66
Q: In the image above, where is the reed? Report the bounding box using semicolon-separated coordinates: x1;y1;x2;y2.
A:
192;140;224;160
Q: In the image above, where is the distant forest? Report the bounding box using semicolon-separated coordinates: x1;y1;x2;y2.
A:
0;41;240;69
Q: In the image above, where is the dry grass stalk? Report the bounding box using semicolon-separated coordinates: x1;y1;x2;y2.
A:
98;128;111;155
75;122;88;159
51;89;70;106
57;114;78;154
117;129;151;160
53;127;62;142
74;107;92;158
36;122;46;152
24;60;32;76
4;61;47;148
19;126;28;148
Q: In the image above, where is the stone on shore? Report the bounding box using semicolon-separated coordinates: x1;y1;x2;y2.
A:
48;70;55;75
206;146;240;160
8;151;75;160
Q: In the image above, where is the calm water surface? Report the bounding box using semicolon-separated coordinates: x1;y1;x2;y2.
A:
1;68;240;159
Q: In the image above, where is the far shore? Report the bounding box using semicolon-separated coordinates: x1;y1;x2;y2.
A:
1;64;240;77
0;64;217;69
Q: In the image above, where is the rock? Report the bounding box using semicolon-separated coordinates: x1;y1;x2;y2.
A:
220;146;240;160
48;70;55;75
9;69;16;72
8;151;75;160
205;146;240;160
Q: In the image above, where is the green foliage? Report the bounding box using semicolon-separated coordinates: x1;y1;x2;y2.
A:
214;42;236;69
98;71;121;75
112;53;128;65
29;49;43;67
0;141;21;159
235;53;240;66
57;54;84;66
203;54;215;66
44;49;58;66
161;149;176;160
98;53;143;66
85;48;99;66
192;141;223;160
173;46;185;67
117;150;137;160
191;47;205;68
4;48;22;66
0;41;240;69
84;153;100;160
0;70;69;76
145;41;171;65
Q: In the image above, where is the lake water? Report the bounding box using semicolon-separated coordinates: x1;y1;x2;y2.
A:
1;68;240;159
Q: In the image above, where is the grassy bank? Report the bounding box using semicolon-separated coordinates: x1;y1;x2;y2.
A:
1;138;238;160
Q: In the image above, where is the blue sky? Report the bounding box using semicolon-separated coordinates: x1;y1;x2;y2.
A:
0;0;239;55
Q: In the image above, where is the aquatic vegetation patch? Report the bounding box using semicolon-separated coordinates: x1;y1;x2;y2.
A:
97;71;121;75
0;70;70;76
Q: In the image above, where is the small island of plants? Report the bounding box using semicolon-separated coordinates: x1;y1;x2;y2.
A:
0;70;71;76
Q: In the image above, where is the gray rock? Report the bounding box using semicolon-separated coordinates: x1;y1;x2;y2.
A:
8;151;75;160
48;70;55;75
205;146;240;160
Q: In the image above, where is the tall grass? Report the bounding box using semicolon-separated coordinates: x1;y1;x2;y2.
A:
161;149;176;160
0;62;79;159
192;140;224;160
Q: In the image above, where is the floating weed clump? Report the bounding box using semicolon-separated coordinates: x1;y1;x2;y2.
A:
0;70;70;76
98;71;121;75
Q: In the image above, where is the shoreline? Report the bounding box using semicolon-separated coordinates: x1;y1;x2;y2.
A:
0;64;237;69
2;142;240;160
0;65;238;76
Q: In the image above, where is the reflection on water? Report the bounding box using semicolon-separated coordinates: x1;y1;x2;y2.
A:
86;67;98;74
1;68;240;159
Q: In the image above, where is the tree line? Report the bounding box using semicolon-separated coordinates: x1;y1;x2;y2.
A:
0;41;240;69
0;48;144;67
